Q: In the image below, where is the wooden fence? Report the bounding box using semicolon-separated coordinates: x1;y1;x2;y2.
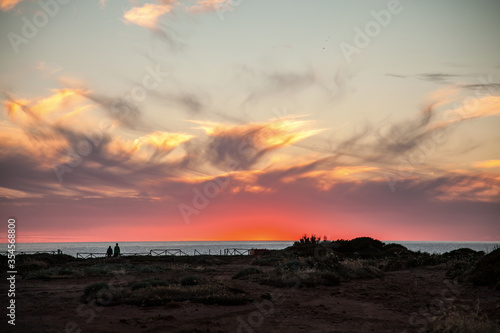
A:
4;248;261;258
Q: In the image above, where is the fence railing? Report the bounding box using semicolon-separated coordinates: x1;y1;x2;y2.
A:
5;248;261;258
149;249;188;256
120;252;150;256
223;248;251;256
17;250;57;255
1;251;58;256
76;252;106;259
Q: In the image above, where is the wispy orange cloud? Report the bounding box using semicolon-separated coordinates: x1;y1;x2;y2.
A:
187;0;228;13
434;175;500;203
4;89;89;125
193;117;323;149
430;94;500;129
284;166;379;190
474;160;500;169
189;117;324;171
133;131;194;160
0;0;23;11
123;3;174;29
136;131;193;150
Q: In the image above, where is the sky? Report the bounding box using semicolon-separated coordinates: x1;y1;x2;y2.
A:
0;0;499;243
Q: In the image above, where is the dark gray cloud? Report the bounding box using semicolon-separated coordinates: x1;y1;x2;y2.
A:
242;66;349;105
417;73;459;82
85;93;147;131
462;83;500;93
385;72;463;84
385;73;407;79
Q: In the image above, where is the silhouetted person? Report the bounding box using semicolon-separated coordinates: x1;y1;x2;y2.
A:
113;243;120;257
106;246;113;257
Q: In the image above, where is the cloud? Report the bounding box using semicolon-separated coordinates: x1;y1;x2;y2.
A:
474;160;500;169
417;73;459;83
187;0;230;13
36;62;62;75
148;88;207;116
192;117;324;170
123;3;174;29
121;1;186;51
84;93;144;130
463;83;500;93
99;0;109;9
0;0;23;11
437;95;500;127
385;72;463;84
2;82;499;243
243;67;338;104
386;73;407;79
3;89;90;129
134;131;194;160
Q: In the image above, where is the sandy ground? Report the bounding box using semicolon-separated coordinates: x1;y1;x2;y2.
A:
2;256;499;333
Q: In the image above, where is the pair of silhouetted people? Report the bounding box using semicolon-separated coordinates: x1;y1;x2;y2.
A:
106;243;120;257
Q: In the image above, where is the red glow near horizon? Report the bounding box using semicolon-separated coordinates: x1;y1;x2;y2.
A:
4;211;499;243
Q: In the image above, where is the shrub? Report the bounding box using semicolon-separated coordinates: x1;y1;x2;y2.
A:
83;265;112;277
252;257;281;266
282;260;305;272
338;259;384;280
181;275;201;286
233;267;262;279
131;278;169;290
468;248;500;287
18;260;49;272
23;268;57;280
294;234;323;245
432;310;500;332
132;264;167;274
82;282;116;306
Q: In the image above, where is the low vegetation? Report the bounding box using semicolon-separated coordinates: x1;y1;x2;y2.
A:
232;267;262;279
431;309;500;333
82;278;250;307
180;275;201;286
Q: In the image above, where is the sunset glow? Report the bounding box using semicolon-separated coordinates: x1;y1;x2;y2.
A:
1;0;499;243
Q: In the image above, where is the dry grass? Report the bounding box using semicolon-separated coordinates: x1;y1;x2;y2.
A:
432;309;500;333
82;280;251;307
338;259;384;280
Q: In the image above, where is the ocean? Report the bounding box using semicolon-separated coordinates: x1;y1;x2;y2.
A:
2;240;499;258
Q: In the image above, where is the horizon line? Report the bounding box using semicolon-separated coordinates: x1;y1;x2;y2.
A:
2;239;500;244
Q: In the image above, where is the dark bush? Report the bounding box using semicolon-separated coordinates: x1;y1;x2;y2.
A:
442;248;484;260
82;282;115;305
181;275;201;286
233;267;262;279
131;278;169;290
282;260;304;272
294;234;323;245
252;257;282;266
468;248;500;287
